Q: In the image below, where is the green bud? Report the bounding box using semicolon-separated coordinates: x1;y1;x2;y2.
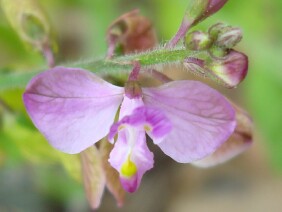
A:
208;22;228;38
209;23;242;49
185;31;213;50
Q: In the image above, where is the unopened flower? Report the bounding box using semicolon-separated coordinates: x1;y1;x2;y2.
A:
107;9;157;58
184;31;213;50
194;0;228;25
209;23;242;49
166;0;228;48
184;50;248;88
23;66;236;192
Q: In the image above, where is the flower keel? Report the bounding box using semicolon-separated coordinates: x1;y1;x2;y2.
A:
109;97;172;192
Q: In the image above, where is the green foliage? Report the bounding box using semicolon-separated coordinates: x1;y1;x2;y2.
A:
0;110;82;179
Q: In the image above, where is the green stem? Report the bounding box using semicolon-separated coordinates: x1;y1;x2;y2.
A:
0;47;195;91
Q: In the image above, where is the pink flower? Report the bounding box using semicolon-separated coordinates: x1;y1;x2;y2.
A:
23;66;236;192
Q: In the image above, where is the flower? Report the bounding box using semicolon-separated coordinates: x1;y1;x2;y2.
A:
23;66;236;192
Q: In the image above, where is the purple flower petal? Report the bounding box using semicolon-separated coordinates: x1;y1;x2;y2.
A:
109;106;172;143
108;97;165;193
192;102;253;168
108;96;145;142
143;80;236;163
108;127;154;193
23;66;123;154
192;133;252;168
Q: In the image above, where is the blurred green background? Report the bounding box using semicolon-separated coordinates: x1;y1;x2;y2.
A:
0;0;282;211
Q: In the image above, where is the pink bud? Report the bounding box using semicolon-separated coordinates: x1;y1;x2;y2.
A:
202;0;228;22
166;0;228;48
184;50;248;88
188;0;229;27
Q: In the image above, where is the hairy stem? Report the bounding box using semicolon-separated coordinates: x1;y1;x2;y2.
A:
166;17;191;49
0;47;197;91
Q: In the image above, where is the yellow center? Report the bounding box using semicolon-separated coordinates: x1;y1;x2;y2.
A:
121;158;137;178
144;124;152;132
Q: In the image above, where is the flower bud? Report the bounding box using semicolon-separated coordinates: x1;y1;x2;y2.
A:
209;23;242;49
184;31;213;50
191;0;228;26
107;9;157;57
183;57;207;77
166;0;228;48
1;0;55;52
192;102;252;168
184;50;248;88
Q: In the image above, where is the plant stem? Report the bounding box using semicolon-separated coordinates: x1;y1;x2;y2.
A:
0;47;196;91
165;17;191;49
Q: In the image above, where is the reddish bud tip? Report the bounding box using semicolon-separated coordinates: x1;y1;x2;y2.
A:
204;0;228;19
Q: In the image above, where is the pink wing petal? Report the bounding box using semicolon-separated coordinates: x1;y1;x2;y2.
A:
191;133;252;168
23;66;123;154
192;102;253;168
143;80;236;163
